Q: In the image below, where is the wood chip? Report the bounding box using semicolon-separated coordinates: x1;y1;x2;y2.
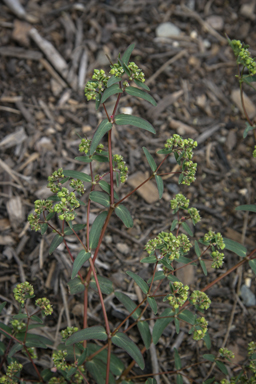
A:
148;90;183;120
6;196;25;230
127;171;159;204
0;127;27;149
231;89;256;119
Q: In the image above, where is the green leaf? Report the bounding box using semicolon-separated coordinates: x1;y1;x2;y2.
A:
115;204;133;228
68;277;85;295
16;333;53;348
64;223;86;236
0;342;5;356
134;79;150;91
89;211;108;249
66;326;107;346
95;93;101;110
126;86;157;106
47;195;61;201
175;318;180;334
46;212;54;221
66;366;78;379
143;147;157;171
200;259;207;276
49;234;63;255
63;170;92;183
223;237;247;258
147;296;158;314
85;359;105;384
235;204;256;212
174;347;181;369
112;332;145;370
243;122;255;138
13;313;28;320
171;219;179;231
121;43;135;65
114;291;141;320
0;322;12;338
0;302;6;314
194;240;201;257
75;156;92;163
249;259;256;276
90;275;114;295
126;271;149;293
99;180;119;200
178;256;196;266
87;343;124;377
203;354;215;362
137;321;151;350
157;148;172;155
101;84;122;104
153;308;174;344
115;114;156;134
203;332;211;349
90;191;110;208
167;275;181;283
107;76;122;87
71;251;91;279
177;374;183;384
203;379;215;384
8;343;23;358
145;380;157;384
140;255;157;263
41;369;54;381
178;173;184;184
148;270;165;284
77;348;87;366
90;119;112;155
181;222;193;236
31;315;43;324
216;361;228;375
91;154;109;162
178;310;196;325
155;175;164;199
40;223;48;235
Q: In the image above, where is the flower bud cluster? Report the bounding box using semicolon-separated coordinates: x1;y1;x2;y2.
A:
193;317;208;341
0;362;23;383
127;62;145;82
248;342;256;357
13;282;34;305
167;282;189;309
190;290;211;310
253;146;256;158
36;297;53;316
28;200;54;231
170;193;189;210
49;378;67;384
84;69;110;101
230;39;256;76
61;326;79;341
47;168;65;194
110;63;125;77
54;187;80;222
204;231;225;250
145;232;191;261
11;320;26;332
25;347;37;359
219;348;235;360
70;179;85;195
113;154;128;183
52;350;68;371
187;207;201;225
182;160;197;185
211;251;225;269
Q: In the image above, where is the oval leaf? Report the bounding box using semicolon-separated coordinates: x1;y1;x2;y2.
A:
126;271;149;294
203;331;211;349
90;276;114;295
138;321;151;350
155;174;164;199
90;191;110;208
249;259;256;276
174;348;181;370
143;147;157;171
153;308;174;344
134;79;150;91
75;156;92;163
112;332;145;370
89;211;108;249
235;204;256;213
87;342;125;376
121;43;135;65
200;259;207;276
64;223;86;236
194;240;201;257
115;114;156;134
66;326;107;346
115;204;133;228
126;86;157;106
115;291;141;320
107;76;122;87
68;277;85;295
101;84;122;104
181;222;193;236
140;255;157;263
49;234;63;255
216;361;229;375
147;296;158;314
99;180;119;200
223;237;247;258
178;310;196;325
71;251;91;279
63;170;92;183
90;119;112;155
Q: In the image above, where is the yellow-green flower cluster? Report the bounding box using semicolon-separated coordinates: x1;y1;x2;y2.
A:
70;179;85;195
253;146;256;158
52;350;68;371
35;297;53;316
49;378;67;384
0;362;23;383
11;320;26;332
61;326;79;341
128;62;145;82
219;348;235;360
193;317;208;341
182;160;197;185
13;282;34;305
28;199;54;231
229;39;256;76
170;193;189;210
25;347;37;359
113;154;128;183
167;282;189;309
54;187;80;222
211;251;225;269
190;290;211;310
79;138;91;154
248;342;256;357
145;232;191;261
47;168;65;194
84;69;110;101
165;135;197;159
188;207;201;225
110;63;125;77
204;231;225;250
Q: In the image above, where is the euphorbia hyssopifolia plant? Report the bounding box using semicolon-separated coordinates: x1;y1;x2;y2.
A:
1;44;256;384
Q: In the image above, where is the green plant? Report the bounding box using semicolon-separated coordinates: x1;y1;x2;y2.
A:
1;43;256;384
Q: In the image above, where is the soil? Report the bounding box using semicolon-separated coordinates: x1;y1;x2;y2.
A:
0;0;256;383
